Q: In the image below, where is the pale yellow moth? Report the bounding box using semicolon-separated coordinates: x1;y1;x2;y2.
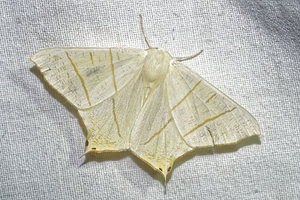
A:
31;15;260;181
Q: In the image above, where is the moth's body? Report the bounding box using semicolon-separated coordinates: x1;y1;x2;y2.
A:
142;48;172;101
143;49;172;82
31;46;260;180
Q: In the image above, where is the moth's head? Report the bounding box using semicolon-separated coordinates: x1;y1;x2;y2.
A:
145;48;172;61
142;48;172;83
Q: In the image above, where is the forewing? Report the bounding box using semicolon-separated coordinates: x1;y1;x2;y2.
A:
167;62;260;148
130;80;193;177
31;47;146;109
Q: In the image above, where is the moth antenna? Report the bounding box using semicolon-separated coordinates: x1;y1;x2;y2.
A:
175;49;204;61
139;14;152;49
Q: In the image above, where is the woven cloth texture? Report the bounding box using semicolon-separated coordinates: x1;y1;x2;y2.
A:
1;0;299;199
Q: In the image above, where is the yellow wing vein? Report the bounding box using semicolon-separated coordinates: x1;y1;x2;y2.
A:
89;52;94;65
143;118;173;145
112;98;122;139
109;48;118;93
170;80;202;112
65;52;92;106
206;126;215;146
184;107;237;137
206;93;216;103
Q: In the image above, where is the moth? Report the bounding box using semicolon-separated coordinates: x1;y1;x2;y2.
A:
31;16;260;181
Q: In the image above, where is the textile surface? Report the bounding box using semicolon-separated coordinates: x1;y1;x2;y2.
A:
1;0;299;199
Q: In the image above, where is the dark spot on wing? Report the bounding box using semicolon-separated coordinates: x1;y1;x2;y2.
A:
167;167;171;172
86;66;102;77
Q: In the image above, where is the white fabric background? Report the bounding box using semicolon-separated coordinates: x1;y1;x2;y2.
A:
1;0;299;199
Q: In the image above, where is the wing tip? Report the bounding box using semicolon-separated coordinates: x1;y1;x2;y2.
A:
30;48;51;65
31;47;66;63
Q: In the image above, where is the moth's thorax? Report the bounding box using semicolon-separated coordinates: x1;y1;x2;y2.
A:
142;49;172;84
